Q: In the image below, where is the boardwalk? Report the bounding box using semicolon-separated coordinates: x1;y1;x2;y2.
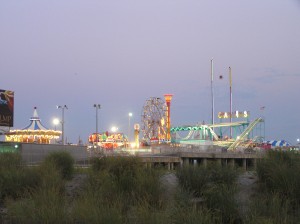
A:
1;142;264;170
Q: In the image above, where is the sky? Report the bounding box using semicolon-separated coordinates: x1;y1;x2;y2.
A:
1;0;300;144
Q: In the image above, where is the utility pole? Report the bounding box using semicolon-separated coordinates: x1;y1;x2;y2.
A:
57;105;68;145
94;104;101;144
229;67;232;138
211;59;215;128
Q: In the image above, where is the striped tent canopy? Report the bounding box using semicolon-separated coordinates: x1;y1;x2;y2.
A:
23;107;48;130
264;140;291;148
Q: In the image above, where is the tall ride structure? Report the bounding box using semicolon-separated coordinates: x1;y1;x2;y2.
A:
164;94;173;142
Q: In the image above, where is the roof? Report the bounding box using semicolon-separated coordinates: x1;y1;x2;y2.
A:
264;140;291;147
22;107;48;130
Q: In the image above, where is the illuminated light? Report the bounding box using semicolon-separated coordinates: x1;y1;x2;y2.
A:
161;118;165;126
218;112;222;118
164;94;173;102
14;144;19;149
218;111;250;119
53;118;60;126
111;126;118;133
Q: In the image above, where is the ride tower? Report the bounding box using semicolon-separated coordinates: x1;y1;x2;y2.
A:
164;94;173;142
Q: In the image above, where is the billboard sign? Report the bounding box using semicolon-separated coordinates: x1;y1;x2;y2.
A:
218;110;249;119
0;89;14;127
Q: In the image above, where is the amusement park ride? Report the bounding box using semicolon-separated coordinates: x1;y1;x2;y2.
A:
139;94;267;151
87;93;268;151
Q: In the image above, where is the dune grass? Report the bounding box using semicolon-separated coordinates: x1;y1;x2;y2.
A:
3;150;300;223
249;150;300;223
176;163;240;223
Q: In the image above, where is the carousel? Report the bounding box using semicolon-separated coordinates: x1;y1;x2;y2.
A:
5;107;61;144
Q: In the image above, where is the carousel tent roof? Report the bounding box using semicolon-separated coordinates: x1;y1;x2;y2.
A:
22;107;48;130
264;140;291;147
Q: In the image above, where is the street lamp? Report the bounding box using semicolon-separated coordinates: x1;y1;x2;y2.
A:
57;105;68;145
53;118;60;131
94;104;101;144
128;112;132;144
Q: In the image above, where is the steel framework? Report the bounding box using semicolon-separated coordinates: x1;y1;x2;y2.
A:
141;97;167;143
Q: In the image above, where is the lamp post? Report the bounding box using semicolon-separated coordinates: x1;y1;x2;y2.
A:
128;113;132;144
94;104;101;144
57;105;68;145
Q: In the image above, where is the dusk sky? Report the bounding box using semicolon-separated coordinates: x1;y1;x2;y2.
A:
1;0;300;144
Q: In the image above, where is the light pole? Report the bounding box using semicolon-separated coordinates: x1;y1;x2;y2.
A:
128;112;132;144
57;105;68;145
94;104;101;144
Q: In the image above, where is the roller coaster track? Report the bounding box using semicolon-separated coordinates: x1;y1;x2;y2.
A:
207;127;219;141
227;117;264;151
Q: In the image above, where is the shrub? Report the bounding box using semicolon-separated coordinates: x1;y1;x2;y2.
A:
204;184;240;223
176;164;240;223
81;156;167;220
43;151;74;180
6;186;71;223
244;193;297;224
256;150;300;203
0;153;40;200
171;188;221;224
0;153;22;170
176;164;238;197
72;189;123;224
176;165;210;197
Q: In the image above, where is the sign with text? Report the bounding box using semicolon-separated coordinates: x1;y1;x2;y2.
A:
218;111;249;119
0;89;14;127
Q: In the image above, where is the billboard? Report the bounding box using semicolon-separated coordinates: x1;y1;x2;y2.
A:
0;89;14;127
218;111;249;119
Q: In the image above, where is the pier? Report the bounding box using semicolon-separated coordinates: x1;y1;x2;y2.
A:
1;142;265;171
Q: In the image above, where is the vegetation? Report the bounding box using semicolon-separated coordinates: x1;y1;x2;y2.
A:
247;150;300;223
176;163;240;223
1;150;300;223
0;153;40;200
43;151;75;180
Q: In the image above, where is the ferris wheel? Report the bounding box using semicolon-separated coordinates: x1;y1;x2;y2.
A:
141;97;167;143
